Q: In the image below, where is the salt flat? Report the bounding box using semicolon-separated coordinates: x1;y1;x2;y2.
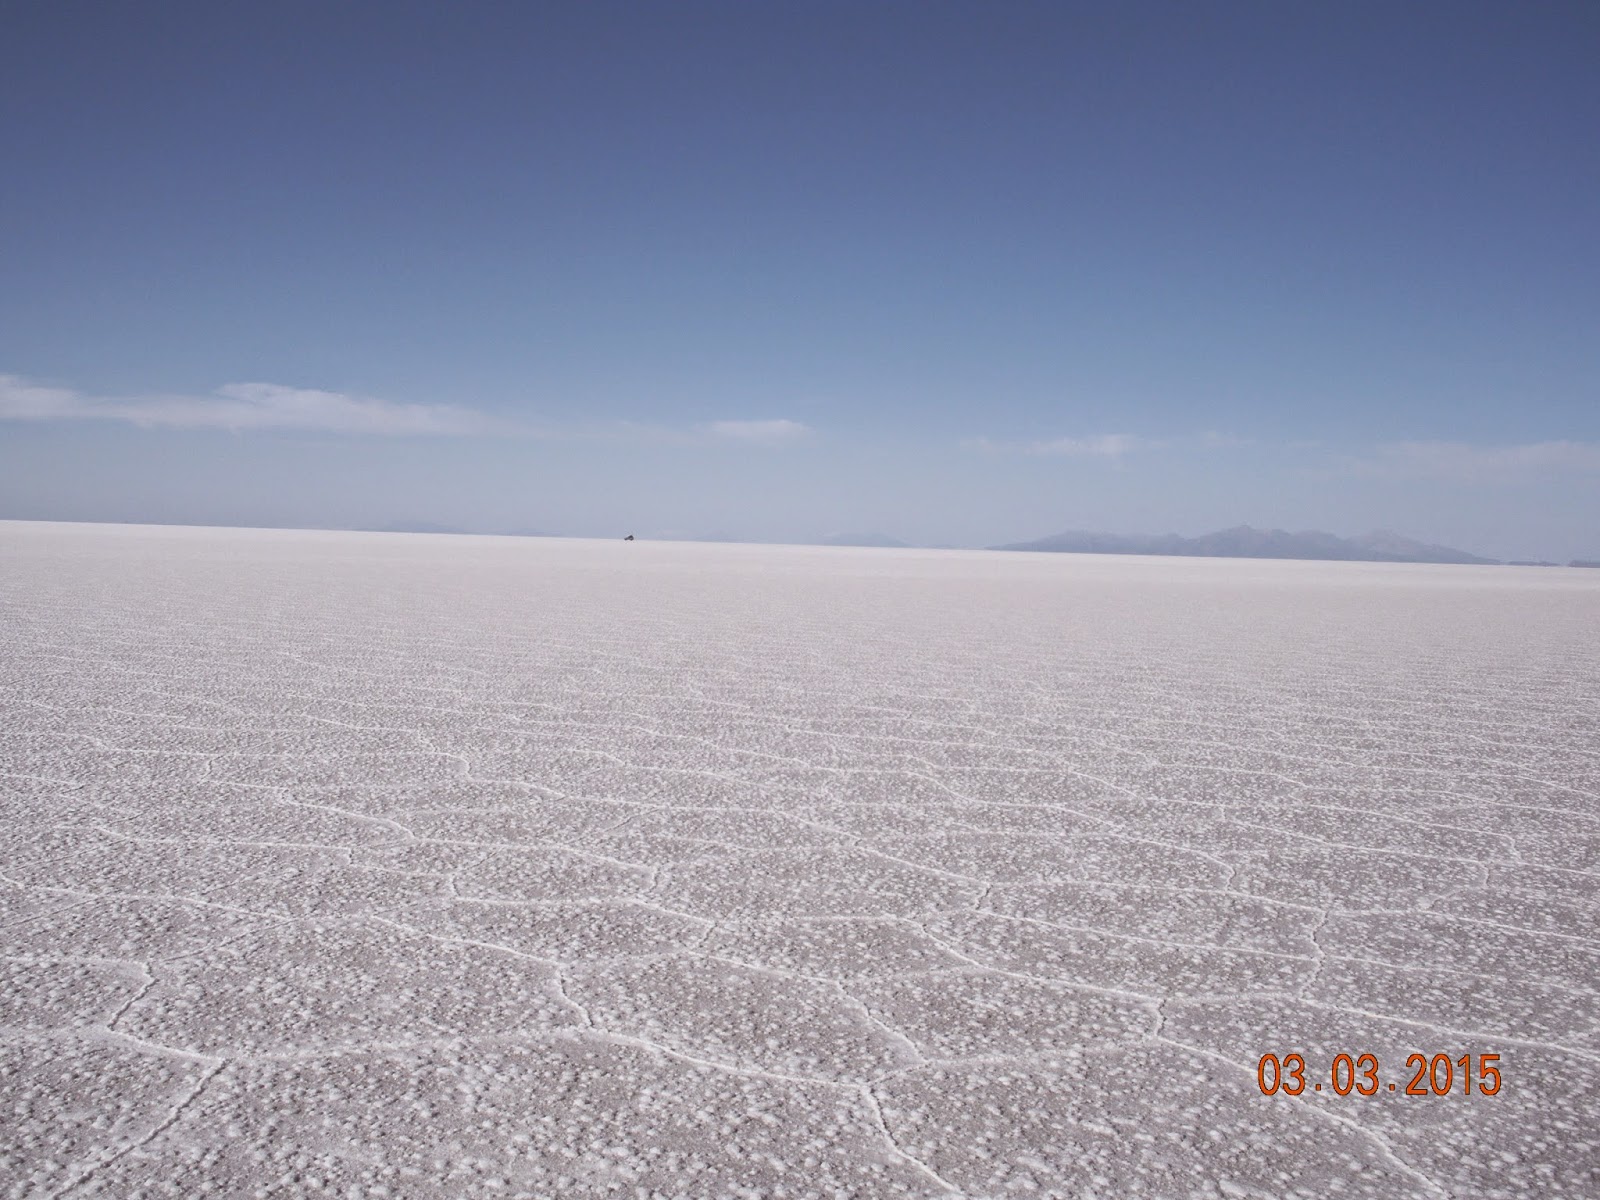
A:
1;520;1596;1199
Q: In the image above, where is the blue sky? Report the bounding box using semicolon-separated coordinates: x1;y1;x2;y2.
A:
2;1;1596;558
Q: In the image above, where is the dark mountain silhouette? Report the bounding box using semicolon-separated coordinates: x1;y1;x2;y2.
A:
994;524;1498;564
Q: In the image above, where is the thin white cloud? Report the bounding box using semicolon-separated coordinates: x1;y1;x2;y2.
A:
0;374;501;435
965;433;1147;457
703;418;811;445
1025;433;1143;457
0;377;81;419
965;430;1253;456
592;418;814;446
1357;440;1600;479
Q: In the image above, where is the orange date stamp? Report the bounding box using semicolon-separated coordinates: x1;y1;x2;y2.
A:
1257;1052;1502;1097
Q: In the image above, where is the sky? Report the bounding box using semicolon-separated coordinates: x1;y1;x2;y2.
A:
2;1;1597;560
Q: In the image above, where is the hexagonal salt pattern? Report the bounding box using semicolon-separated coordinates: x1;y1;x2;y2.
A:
2;521;1597;1197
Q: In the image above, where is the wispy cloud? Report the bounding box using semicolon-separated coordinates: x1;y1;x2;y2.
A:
0;374;502;435
702;418;812;445
1024;433;1144;457
597;417;815;446
966;430;1253;457
965;433;1152;457
1354;440;1600;479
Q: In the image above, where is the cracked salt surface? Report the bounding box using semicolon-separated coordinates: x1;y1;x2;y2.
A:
1;521;1597;1198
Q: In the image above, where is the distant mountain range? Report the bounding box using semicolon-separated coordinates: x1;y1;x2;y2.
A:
994;525;1500;565
355;520;1590;564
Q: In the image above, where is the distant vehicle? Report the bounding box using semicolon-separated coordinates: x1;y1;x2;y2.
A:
624;534;634;541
